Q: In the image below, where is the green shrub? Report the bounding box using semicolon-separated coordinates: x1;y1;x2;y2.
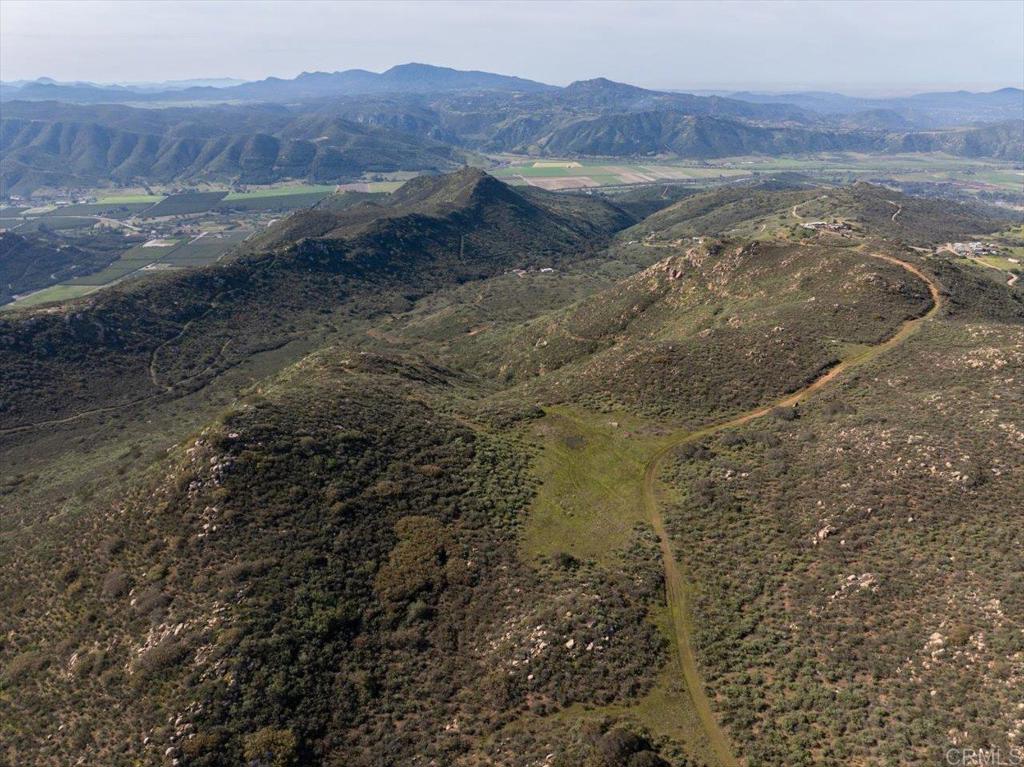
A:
242;727;297;767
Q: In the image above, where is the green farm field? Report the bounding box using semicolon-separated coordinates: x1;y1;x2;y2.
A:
489;152;1024;193
65;242;182;285
217;191;334;211
4;228;253;310
95;194;166;204
142;191;228;217
10;216;102;232
44;202;154;218
224;183;339;200
154;229;251;266
5;283;105;309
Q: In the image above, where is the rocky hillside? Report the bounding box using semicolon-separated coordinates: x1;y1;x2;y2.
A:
2;175;1022;767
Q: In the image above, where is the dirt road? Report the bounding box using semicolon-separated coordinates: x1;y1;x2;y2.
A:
641;251;942;766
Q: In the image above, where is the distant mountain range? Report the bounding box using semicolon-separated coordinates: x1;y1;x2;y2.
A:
0;63;556;104
0;101;467;195
722;87;1024;128
1;64;1021;196
3;63;1019;129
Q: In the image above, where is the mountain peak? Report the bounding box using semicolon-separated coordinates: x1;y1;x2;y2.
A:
384;62;454;76
386;167;515;213
565;77;646;93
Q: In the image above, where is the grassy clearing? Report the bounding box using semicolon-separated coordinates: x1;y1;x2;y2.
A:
520;405;724;764
530;649;717;764
976;255;1022;271
522;407;669;565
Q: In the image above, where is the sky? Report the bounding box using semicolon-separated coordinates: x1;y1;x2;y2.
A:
1;0;1022;94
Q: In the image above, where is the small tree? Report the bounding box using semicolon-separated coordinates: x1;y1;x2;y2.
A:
243;727;297;767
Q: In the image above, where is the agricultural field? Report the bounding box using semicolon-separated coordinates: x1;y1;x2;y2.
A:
217;191;334;211
334;180;405;193
223;183;339;200
489;153;1024;198
142;191;229;217
95;193;166;204
490;160;704;189
1;183;355;309
3;228;254;310
5;283;105;309
64;230;252;283
9;215;103;232
149;229;252;267
42;202;154;218
64;241;184;285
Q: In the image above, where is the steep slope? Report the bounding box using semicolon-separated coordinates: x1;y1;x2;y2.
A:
0;116;460;195
4;77;1021;195
0;230;125;303
0;103;463;195
785;182;1011;243
881;118;1024;160
453;239;935;422
657;261;1023;766
533;112;1024;161
0;170;632;430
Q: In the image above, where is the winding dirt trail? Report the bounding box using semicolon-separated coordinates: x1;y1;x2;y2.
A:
886;200;903;222
641;251;942;766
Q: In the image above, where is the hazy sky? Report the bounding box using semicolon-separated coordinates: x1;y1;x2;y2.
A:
2;0;1022;94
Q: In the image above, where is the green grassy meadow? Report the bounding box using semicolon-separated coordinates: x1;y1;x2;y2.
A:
522;407;664;564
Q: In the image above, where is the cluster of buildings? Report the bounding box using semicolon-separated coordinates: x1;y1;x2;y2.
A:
948;241;1002;257
800;220;853;234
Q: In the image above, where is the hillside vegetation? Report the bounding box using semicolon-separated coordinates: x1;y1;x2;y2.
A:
1;171;1021;767
1;103;464;195
0;169;631;429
